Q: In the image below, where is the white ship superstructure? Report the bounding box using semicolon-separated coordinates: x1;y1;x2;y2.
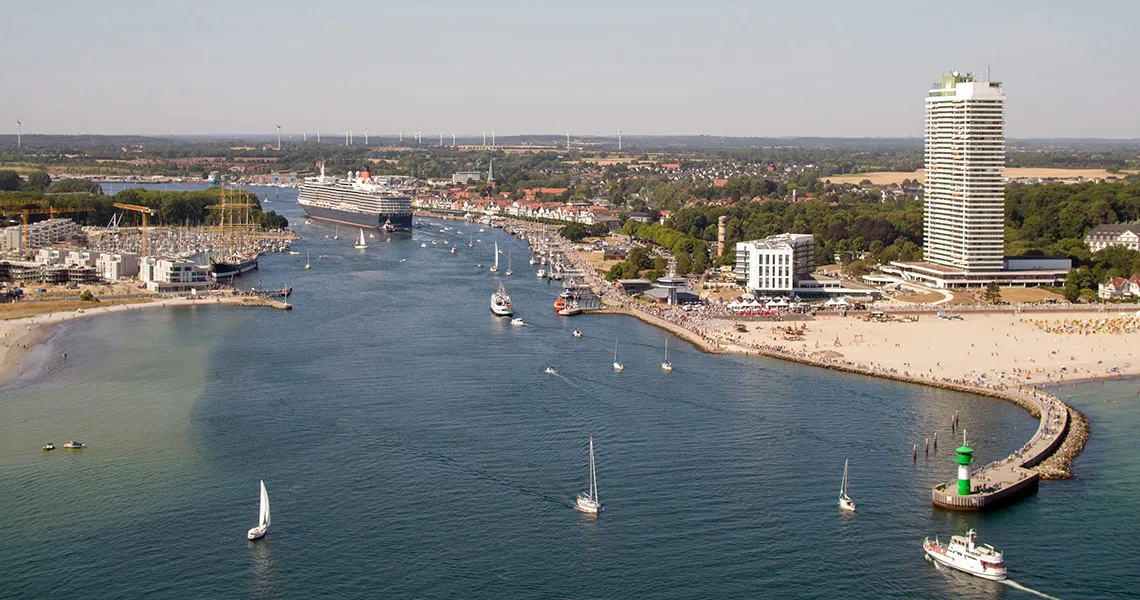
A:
298;164;414;230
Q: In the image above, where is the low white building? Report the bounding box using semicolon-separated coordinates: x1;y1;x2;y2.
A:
140;257;210;292
734;233;815;295
96;252;140;280
1085;224;1140;252
66;250;97;268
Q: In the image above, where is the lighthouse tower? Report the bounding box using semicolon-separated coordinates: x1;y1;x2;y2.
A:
955;433;974;495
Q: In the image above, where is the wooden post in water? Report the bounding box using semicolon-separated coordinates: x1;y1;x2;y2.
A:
933;432;937;450
925;438;929;455
913;444;918;462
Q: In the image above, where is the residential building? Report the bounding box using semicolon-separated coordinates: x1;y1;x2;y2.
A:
96;252;140;280
1085;224;1140;252
140;257;210;292
922;71;1006;272
452;171;482;184
0;226;22;252
734;233;815;295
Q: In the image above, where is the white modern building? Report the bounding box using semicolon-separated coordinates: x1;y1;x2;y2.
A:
140;257;210;292
923;71;1006;272
734;233;815;294
95;252;140;281
1;219;80;253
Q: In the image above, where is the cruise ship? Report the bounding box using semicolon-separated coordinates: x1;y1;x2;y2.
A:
298;164;414;231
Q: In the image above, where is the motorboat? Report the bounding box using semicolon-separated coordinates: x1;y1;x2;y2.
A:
421;242;427;248
451;247;459;255
838;458;855;512
575;437;601;514
42;443;55;451
545;367;558;375
511;318;525;326
537;269;546;278
63;440;84;449
924;529;1006;581
247;480;271;541
572;330;582;338
491;281;513;316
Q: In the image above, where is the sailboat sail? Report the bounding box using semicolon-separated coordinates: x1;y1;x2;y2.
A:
841;459;849;497
494;242;500;269
588;437;598;504
259;480;270;528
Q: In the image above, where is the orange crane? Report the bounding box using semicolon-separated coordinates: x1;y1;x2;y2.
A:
112;202;157;257
0;201;92;250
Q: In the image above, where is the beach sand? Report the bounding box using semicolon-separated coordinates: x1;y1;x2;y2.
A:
712;311;1140;387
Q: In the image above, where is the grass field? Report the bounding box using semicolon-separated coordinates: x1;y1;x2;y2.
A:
825;168;1133;186
998;287;1065;303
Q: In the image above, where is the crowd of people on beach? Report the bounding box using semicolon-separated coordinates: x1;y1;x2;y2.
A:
1025;315;1140;335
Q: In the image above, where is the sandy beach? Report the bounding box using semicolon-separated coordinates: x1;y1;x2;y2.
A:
711;311;1140;388
0;294;282;383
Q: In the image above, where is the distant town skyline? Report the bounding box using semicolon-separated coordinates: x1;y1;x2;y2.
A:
4;0;1138;138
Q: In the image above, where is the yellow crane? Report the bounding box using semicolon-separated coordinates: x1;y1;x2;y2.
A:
112;202;157;258
0;201;92;250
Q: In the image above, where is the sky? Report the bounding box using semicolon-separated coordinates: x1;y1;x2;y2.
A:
3;0;1139;138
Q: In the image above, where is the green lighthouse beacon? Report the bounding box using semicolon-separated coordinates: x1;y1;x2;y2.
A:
955;431;974;496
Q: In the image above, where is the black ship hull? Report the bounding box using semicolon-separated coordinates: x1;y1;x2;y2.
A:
301;204;413;231
210;255;259;280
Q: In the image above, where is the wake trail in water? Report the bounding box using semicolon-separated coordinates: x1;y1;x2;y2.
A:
1002;579;1061;600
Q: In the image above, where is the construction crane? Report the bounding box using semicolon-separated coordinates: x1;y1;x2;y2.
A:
0;201;92;250
112;202;157;258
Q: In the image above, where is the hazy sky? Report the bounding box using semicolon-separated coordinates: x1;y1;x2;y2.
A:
4;0;1138;138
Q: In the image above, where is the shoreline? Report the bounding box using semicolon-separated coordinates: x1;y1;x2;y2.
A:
0;294;286;385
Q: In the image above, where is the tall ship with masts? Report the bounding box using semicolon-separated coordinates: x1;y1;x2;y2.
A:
298;163;414;231
209;186;259;280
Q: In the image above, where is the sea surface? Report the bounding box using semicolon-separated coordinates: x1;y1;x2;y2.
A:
0;185;1135;599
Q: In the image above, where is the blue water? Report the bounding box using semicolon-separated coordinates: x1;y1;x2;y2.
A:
0;185;1135;598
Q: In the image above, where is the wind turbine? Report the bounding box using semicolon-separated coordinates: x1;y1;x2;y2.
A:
276;123;282;150
618;129;622;151
317;129;321;143
364;129;369;145
15;120;21;149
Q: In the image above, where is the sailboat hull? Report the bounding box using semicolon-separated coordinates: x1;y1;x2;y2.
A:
247;525;268;540
575;496;600;514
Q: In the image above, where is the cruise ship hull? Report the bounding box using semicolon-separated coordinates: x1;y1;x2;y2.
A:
301;204;413;231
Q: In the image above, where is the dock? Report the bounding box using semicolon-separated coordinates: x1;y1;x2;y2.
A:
931;390;1070;510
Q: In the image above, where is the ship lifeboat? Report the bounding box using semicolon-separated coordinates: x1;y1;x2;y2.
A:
553;297;567;313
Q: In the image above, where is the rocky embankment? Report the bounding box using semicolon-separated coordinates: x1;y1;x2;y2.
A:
1034;406;1090;480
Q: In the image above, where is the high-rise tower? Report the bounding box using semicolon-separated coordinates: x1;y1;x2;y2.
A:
923;71;1005;272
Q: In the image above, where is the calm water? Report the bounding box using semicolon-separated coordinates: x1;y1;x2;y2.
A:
0;186;1135;598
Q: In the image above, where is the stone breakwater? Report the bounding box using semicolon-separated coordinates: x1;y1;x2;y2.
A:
583;303;1087;481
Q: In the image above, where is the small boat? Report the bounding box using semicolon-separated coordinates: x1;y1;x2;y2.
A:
369;233;375;239
247;480;271;541
537;268;546;278
333;224;339;240
613;341;623;371
42;443;55;451
572;330;582;338
354;228;367;249
318;255;329;259
305;219;313;225
505;250;512;277
63;440;84;449
304;251;311;270
477;263;484;268
386;237;391;242
661;338;673;371
421;242;427;248
451;247;459;255
545;367;558;375
432;240;437;245
490;241;500;273
444;240;450;245
288;251;300;255
511;318;525;327
838;458;855;512
924;529;1006;581
399;258;407;263
553;297;567;313
575;437;601;514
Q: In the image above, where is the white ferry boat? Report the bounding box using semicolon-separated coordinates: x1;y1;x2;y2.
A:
924;529;1007;581
490;282;513;317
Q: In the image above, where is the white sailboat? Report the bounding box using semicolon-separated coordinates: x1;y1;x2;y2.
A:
575;437;601;514
247;480;271;540
333;224;339;240
490;241;500;273
838;458;856;512
661;338;673;371
354;228;367;249
613;341;623;371
505;249;512;277
304;251;311;270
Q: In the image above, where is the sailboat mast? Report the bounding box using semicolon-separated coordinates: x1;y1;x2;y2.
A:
589;437;597;501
